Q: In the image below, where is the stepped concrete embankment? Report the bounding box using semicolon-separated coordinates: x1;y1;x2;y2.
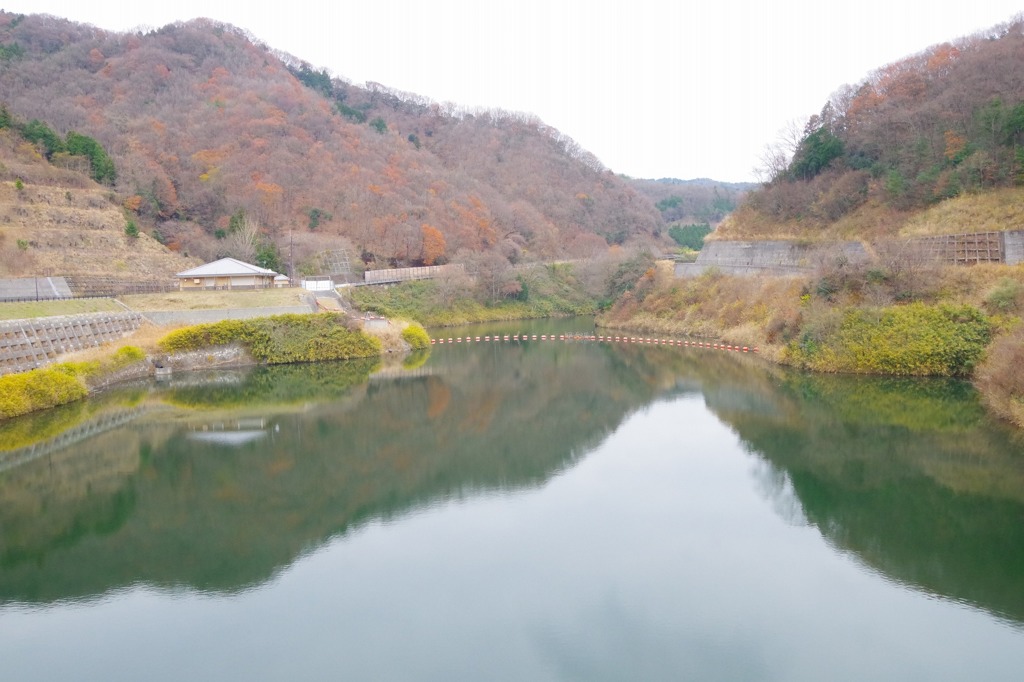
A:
0;312;143;375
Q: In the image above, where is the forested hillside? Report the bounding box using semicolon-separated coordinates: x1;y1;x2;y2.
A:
729;15;1024;239
0;12;664;273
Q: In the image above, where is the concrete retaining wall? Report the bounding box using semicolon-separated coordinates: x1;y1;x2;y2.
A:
678;240;868;278
679;231;1024;278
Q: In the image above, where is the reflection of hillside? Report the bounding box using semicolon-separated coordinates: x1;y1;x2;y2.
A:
6;342;1020;623
0;341;666;603
698;364;1024;625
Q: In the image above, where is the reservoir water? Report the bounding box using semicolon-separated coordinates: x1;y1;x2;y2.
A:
1;319;1023;681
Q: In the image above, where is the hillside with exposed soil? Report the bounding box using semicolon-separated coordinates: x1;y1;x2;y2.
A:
0;130;196;280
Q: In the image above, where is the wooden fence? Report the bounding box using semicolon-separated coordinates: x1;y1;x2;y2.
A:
363;264;464;284
912;232;1004;264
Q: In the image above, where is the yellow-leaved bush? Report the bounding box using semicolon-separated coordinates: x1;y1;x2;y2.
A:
0;365;89;419
400;322;431;349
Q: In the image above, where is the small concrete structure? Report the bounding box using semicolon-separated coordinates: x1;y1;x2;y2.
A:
176;258;278;290
1004;230;1024;265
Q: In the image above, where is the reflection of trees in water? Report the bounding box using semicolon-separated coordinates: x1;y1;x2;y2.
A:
0;341;668;603
701;366;1024;625
4;341;1022;625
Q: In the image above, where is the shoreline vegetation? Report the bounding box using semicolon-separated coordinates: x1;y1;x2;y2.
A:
595;259;1024;428
2;253;1024;431
0;312;424;421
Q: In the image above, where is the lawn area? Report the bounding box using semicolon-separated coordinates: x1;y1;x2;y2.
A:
0;297;123;321
117;288;309;311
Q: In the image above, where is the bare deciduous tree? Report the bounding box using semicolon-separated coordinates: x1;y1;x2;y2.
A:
228;214;261;264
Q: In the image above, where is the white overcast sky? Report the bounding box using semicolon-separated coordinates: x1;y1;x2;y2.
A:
3;1;1022;181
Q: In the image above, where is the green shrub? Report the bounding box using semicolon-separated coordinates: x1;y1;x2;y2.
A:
351;265;598;326
668;223;712;250
55;360;101;378
401;323;431;349
785;302;990;376
157;314;382;364
108;345;146;371
158;319;249;352
985;278;1022;313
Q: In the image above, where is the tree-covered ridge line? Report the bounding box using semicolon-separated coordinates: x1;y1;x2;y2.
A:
0;11;672;277
743;15;1024;233
0;104;115;184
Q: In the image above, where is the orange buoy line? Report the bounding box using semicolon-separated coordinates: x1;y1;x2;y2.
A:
427;333;760;353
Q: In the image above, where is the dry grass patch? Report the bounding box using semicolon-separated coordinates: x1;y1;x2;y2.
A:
0;297;123;320
718;188;1024;243
118;288;309;311
363;320;408;354
901;187;1024;237
714;200;911;242
600;268;805;353
0;147;197;279
975;324;1024;428
935;264;1024;308
53;322;174;367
